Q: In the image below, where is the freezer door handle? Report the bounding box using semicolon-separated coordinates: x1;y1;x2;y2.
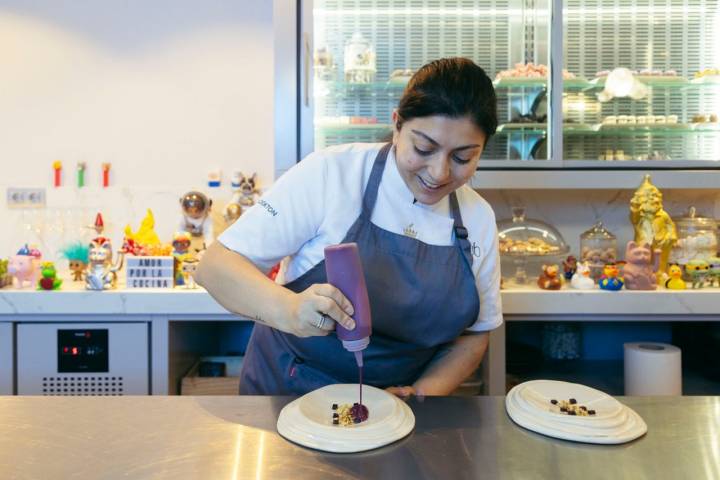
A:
303;32;311;107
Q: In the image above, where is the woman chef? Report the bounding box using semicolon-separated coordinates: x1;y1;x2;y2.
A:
195;57;503;397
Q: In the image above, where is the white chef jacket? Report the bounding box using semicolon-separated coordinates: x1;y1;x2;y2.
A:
219;143;503;332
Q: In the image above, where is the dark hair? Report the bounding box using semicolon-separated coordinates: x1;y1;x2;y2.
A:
396;58;497;141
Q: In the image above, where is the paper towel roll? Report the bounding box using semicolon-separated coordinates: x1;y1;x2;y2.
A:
624;342;682;396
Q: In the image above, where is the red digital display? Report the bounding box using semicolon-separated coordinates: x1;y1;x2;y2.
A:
63;347;69;354
71;347;79;356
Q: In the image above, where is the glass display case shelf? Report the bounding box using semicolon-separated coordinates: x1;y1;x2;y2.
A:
585;76;720;91
493;77;591;90
316;123;391;135
496;123;720;137
317;81;407;96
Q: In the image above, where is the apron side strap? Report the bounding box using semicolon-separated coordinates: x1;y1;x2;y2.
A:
449;192;474;270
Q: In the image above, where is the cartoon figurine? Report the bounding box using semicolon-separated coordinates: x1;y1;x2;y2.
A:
599;263;624;291
570;261;595;290
180;258;199;289
622;241;661;291
629;175;677;282
59;242;90;282
8;244;42;288
172;231;193;286
537;264;562;290
37;262;62;290
224;172;260;224
685;259;710;289
92;213;105;236
562;255;578;281
664;264;686;290
0;259;12;288
85;237;125;290
180;191;214;252
708;257;720;287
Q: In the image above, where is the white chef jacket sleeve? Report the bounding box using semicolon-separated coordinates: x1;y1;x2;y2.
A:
217;152;327;273
466;215;504;332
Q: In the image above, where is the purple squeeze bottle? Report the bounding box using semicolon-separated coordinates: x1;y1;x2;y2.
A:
324;242;371;420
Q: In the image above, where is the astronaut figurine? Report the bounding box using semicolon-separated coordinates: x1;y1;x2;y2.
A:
179;191;214;254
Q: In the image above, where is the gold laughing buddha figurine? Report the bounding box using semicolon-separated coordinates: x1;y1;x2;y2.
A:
629;175;677;283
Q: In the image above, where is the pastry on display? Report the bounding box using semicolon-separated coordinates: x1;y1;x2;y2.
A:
694;68;720;78
388;68;414;84
691;113;719;123
664;264;686;290
669;207;718;267
495;62;575;80
497;208;570;285
602;115;678;125
580;222;617;280
595;69;677;78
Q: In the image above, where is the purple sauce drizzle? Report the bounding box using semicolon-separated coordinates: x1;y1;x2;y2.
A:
349;365;369;423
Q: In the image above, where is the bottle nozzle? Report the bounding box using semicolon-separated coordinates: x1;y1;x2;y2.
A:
353;351;364;367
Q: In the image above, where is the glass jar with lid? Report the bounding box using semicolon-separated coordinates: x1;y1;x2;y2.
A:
580;222;617;281
669;206;718;267
497;207;570;285
343;32;376;84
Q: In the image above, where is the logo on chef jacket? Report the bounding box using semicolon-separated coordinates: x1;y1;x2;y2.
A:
126;256;174;289
258;199;278;217
471;242;482;258
403;223;418;238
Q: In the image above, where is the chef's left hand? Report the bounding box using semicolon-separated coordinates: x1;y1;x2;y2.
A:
386;386;416;400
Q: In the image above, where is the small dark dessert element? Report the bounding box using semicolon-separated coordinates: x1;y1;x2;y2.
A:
551;399;596;416
332;403;370;426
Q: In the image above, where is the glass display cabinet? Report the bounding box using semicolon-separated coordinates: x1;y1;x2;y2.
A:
300;0;720;170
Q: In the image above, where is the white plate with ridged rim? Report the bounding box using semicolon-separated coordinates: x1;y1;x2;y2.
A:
505;381;647;444
277;384;415;453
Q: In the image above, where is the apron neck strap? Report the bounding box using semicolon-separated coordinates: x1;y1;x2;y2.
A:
360;143;393;219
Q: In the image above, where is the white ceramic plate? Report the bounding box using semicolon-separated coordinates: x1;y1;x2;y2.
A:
505;381;647;444
277;384;415;453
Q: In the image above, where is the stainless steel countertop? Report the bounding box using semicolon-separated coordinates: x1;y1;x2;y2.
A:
0;396;717;479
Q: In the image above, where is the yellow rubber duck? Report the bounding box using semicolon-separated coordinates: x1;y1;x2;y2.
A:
664;263;686;290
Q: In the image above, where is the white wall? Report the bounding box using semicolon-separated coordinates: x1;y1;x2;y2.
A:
0;0;277;262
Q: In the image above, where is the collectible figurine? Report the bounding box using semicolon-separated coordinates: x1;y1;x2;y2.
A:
224;172;260;224
180;191;214;252
8;244;42;288
93;213;105;236
537;264;562;290
180;258;199;289
629;175;677;282
0;259;11;288
85;237;125;290
562;255;578;281
59;242;90;282
707;257;720;287
37;262;62;290
570;261;595;290
664;264;686;290
685;259;710;289
172;231;193;286
622;241;660;291
599;263;624;291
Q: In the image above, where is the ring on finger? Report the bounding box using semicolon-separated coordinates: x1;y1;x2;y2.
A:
314;313;329;330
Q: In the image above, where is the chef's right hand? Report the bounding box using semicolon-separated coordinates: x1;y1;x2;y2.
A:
287;283;355;337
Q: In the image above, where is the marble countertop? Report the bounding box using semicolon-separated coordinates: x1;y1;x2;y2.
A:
1;280;719;317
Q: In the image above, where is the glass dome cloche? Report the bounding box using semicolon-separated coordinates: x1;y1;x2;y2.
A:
497;207;570;285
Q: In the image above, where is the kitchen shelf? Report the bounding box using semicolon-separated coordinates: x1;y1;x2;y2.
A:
470;168;720;189
495;123;720;137
316;81;406;97
493;77;591;90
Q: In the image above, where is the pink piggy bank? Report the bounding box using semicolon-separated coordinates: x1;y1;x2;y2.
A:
8;245;41;288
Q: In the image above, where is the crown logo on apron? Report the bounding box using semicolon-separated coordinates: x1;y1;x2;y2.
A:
403;223;417;238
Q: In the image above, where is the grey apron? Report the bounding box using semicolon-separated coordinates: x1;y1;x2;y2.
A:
239;143;480;394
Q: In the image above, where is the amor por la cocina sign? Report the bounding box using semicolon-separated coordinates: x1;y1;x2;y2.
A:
125;256;174;288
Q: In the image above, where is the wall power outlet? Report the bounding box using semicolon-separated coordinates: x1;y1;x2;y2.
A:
6;188;46;209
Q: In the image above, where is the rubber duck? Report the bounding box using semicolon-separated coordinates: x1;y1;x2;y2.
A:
599;263;624;291
664;263;685;290
571;261;595;290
